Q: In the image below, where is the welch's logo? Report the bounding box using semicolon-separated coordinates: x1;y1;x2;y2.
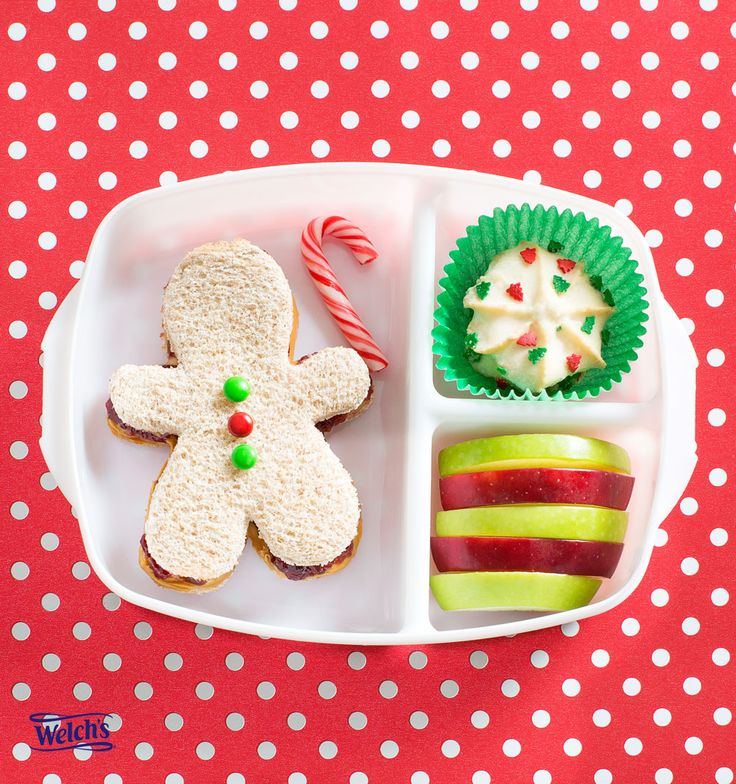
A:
29;713;114;752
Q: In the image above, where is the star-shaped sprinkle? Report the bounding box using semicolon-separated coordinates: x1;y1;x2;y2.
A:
566;353;582;373
528;347;547;364
581;315;595;334
520;247;537;264
553;275;571;294
507;282;524;301
557;258;576;274
475;280;491;299
516;331;537;346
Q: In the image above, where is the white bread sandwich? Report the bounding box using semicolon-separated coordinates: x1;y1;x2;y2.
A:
107;239;372;591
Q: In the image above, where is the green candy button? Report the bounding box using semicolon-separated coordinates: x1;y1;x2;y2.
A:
231;444;257;470
223;375;251;402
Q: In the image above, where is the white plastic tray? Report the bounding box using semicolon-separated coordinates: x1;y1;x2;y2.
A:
40;163;698;644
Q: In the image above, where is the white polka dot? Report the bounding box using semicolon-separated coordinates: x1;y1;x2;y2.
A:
711;527;728;545
674;198;693;217
681;496;700;515
8;23;27;41
591;649;610;667
98;112;117;130
98;52;117;71
702;110;720;129
621;617;640;636
219;51;237;70
462;111;480;129
280;52;298;70
11;501;29;518
402;110;420;129
712;588;729;606
700;0;717;8
584;170;602;189
441;739;460;758
523;170;542;184
8;82;27;100
311;140;330;159
8;201;26;219
492;80;510;98
250;140;269;159
340;111;359;129
432;139;451;158
311;80;330;99
532;710;550;728
39;292;57;310
8;141;27;159
502;739;521;757
430;21;449;39
582;110;600;128
641;51;659;69
682;617;700;636
673;139;691;157
98;172;117;190
643;170;662;188
341;51;359;70
372;139;391;158
523;111;541;129
701;51;719;70
189;21;207;39
371;20;389;39
12;743;31;761
38;232;56;250
610;20;629;38
706;348;725;366
708;408;726;426
671;21;689;39
68;22;87;40
220;111;238;130
493;139;511;158
38;53;56;71
715;768;734;784
563;738;582;756
520;52;541;72
622;678;641;696
581;51;600;69
129;81;147;99
562;678;581;697
704;169;722;188
461;51;480;70
676;257;694;276
561;621;579;637
680;556;699;576
612;80;631;98
371;80;389;98
189;80;208;99
706;289;725;309
685;737;703;755
551;21;570;39
471;710;489;729
128;21;146;40
99;0;116;9
159;111;177;130
9;380;29;397
642;110;660;129
552;80;571;98
672;80;691;98
310;20;328;39
553;139;572;157
189;140;208;158
432;80;450;98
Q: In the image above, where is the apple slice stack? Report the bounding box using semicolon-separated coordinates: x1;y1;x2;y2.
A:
430;434;634;612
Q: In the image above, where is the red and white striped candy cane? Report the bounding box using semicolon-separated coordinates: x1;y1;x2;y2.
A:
301;215;389;371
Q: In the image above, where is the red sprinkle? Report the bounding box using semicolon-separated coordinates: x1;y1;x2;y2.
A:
507;282;524;301
516;331;537;347
566;353;582;373
557;258;576;274
496;377;509;389
520;247;537;264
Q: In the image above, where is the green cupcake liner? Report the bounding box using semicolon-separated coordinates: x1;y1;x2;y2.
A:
432;203;649;400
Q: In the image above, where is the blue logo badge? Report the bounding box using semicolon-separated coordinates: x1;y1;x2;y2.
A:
29;713;114;752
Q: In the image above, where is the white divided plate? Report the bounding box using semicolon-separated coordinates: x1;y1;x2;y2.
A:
40;163;698;644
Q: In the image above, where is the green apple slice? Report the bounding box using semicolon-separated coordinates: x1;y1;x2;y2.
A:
430;571;602;611
436;504;628;542
439;434;631;477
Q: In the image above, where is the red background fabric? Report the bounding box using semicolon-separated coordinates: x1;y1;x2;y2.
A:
1;1;734;782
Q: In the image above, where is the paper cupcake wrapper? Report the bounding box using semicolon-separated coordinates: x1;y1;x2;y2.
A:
432;203;649;400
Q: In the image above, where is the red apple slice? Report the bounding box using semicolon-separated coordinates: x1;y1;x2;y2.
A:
430;572;602;612
431;536;624;578
440;467;634;511
439;434;631;477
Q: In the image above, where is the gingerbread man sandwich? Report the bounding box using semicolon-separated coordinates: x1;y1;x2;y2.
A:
107;239;372;591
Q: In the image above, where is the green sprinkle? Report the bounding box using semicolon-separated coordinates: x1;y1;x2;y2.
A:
464;348;481;362
556;325;563;332
527;347;547;364
581;315;596;334
547;240;563;253
496;365;508;376
475;280;491;299
553;275;571;294
465;332;478;350
589;274;603;291
603;289;615;306
601;328;610;345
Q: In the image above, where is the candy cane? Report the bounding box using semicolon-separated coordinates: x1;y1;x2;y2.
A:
300;215;389;371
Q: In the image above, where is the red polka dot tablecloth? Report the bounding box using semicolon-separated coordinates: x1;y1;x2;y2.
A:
1;1;734;782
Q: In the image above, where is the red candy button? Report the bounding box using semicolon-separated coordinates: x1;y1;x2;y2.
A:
228;411;254;437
